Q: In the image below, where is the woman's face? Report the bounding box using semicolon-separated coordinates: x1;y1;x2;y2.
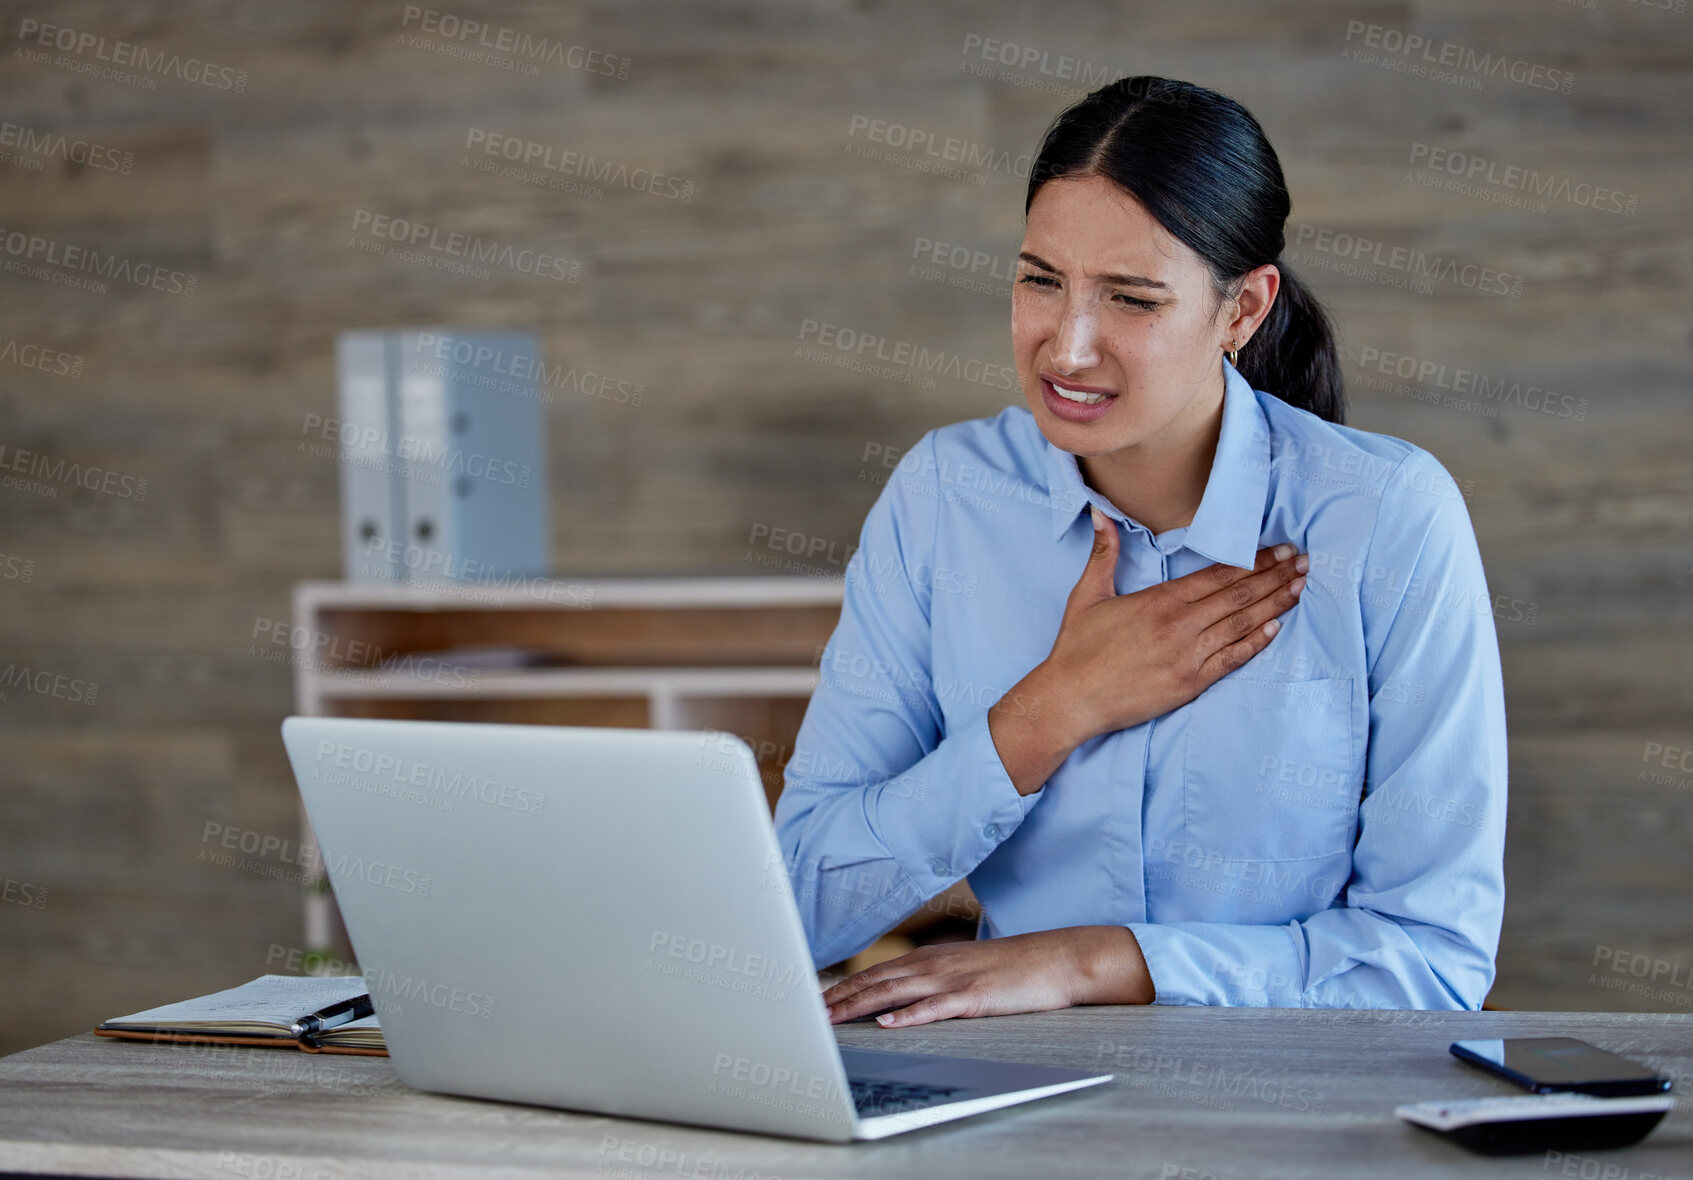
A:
1011;174;1238;459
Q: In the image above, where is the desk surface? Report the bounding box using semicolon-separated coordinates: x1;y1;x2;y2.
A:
1;1008;1687;1179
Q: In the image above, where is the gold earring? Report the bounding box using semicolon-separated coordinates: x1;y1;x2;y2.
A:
1226;341;1239;366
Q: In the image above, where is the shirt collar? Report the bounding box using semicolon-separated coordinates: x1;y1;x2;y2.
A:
1042;359;1271;568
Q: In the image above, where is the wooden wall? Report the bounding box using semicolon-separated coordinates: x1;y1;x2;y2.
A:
1;0;1689;1053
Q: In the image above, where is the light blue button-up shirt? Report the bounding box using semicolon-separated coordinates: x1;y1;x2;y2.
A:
774;360;1507;1009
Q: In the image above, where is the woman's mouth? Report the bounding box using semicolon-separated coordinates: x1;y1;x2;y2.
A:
1040;375;1118;423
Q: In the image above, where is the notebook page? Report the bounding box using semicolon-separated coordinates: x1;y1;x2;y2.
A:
103;974;367;1031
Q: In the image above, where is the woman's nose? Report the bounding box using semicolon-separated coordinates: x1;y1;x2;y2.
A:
1051;298;1101;372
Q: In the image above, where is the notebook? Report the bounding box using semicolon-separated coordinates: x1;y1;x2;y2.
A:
95;974;386;1055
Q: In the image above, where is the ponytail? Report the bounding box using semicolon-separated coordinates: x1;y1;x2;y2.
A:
1235;263;1346;424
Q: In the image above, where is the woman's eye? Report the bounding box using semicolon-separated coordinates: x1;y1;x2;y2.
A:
1015;274;1156;310
1112;293;1158;310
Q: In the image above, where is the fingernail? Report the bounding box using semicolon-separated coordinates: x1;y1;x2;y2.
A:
1290;576;1306;596
1090;506;1105;530
1294;554;1309;573
876;1013;894;1026
1263;619;1280;636
1273;544;1293;561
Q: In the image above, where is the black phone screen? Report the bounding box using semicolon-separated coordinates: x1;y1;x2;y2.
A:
1451;1037;1671;1095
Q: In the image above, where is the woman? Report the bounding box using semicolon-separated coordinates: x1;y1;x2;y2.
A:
774;77;1506;1023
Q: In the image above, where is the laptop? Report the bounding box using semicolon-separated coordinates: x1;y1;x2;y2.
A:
279;716;1113;1141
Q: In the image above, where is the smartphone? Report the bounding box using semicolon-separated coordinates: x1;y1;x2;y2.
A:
1450;1037;1673;1097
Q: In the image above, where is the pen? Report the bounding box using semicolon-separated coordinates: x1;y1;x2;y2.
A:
290;994;375;1042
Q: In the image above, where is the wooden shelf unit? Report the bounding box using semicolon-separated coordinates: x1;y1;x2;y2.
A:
288;574;979;970
290;575;844;955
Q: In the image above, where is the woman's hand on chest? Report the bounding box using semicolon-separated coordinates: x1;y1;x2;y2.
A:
1043;510;1309;746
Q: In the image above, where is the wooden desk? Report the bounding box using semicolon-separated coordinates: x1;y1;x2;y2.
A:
1;1008;1687;1178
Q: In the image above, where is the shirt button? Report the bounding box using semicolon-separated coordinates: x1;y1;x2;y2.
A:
982;824;1000;840
930;859;949;877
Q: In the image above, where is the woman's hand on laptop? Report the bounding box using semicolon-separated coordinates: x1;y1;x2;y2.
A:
822;925;1153;1026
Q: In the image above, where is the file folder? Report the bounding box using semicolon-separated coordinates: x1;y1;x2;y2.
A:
335;329;549;587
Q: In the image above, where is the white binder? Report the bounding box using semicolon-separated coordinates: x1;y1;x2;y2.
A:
334;332;400;583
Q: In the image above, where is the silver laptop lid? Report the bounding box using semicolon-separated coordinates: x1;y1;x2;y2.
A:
281;716;861;1142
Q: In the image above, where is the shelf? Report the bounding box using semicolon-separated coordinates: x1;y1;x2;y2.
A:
288;574;976;976
289;574;855;963
294;574;846;612
311;665;824;701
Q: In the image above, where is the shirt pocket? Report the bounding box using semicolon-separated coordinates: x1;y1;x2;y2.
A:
1181;675;1362;863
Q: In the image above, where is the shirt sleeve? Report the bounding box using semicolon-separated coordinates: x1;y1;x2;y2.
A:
1127;449;1508;1009
773;430;1044;970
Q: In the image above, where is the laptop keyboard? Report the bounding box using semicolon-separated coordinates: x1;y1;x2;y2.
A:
848;1077;965;1117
